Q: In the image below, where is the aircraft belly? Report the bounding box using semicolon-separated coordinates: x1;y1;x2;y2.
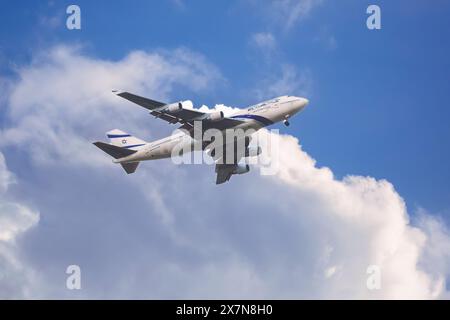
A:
234;120;262;130
148;146;172;159
147;137;193;160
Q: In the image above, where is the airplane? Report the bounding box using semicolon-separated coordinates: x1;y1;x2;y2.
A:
93;91;309;184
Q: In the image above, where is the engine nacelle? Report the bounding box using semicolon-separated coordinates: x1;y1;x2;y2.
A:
233;164;250;175
245;146;262;157
165;102;183;113
207;111;224;122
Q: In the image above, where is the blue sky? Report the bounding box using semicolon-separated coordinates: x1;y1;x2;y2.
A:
1;0;449;215
1;1;450;299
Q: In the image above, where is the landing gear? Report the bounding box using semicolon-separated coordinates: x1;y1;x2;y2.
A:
283;119;290;127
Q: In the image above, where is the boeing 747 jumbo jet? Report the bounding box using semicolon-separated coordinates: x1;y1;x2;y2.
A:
93;91;309;184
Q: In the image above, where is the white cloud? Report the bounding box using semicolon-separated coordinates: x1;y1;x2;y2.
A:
275;0;323;29
249;32;278;62
1;45;222;166
0;152;40;298
0;153;39;244
0;202;38;243
0;154;12;194
253;64;312;100
251;130;450;298
0;45;449;299
250;0;323;31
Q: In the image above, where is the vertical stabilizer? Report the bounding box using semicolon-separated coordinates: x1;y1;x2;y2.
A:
106;129;146;151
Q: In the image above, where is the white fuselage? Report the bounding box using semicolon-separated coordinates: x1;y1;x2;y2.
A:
115;96;308;164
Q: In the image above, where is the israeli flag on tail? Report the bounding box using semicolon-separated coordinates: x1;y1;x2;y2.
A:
106;129;147;151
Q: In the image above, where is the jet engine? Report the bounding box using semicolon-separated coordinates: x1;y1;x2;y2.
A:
232;163;250;175
207;111;224;122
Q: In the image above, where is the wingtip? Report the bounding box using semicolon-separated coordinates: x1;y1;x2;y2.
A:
112;89;123;95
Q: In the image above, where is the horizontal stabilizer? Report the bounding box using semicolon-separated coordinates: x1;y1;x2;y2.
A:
215;164;235;185
121;162;139;174
93;141;137;159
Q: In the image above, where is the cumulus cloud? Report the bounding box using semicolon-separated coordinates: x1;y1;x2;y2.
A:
0;45;449;299
0;152;40;298
1;45;222;166
253;130;450;298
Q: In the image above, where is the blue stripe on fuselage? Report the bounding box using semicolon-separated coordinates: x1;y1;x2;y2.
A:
230;114;274;126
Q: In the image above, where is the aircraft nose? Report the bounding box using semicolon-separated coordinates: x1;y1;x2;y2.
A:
300;97;309;105
294;97;309;111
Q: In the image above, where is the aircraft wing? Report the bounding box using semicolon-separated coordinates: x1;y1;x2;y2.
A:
114;91;244;131
213;135;252;184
